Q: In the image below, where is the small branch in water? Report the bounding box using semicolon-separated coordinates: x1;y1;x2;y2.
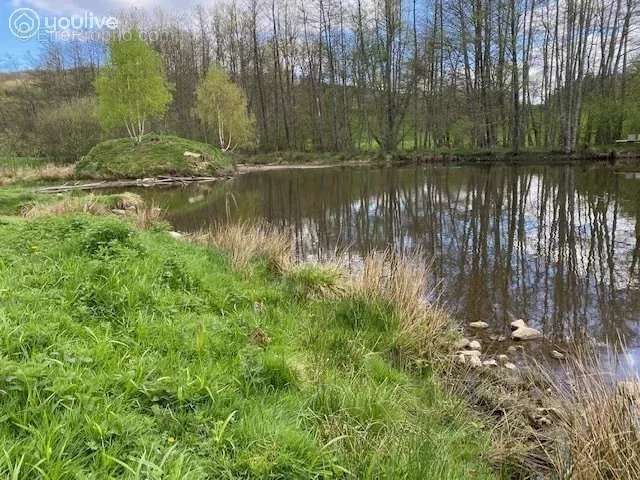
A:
34;176;231;194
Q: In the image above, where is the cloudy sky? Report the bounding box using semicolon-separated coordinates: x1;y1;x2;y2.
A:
1;0;200;70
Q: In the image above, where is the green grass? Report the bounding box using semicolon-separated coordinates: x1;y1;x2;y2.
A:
76;134;233;179
0;214;495;479
0;186;44;215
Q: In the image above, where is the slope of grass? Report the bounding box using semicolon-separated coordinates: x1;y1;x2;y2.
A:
76;134;233;179
0;214;495;479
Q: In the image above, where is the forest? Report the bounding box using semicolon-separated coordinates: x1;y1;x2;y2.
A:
1;0;639;161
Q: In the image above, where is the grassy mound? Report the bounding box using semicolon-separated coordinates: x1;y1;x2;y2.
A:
0;215;495;478
76;134;233;179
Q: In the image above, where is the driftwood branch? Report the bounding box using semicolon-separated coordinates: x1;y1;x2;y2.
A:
35;176;230;194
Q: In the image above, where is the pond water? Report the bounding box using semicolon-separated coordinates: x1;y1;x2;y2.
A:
135;163;640;373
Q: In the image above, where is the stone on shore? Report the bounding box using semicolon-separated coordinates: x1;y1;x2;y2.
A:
469;356;482;368
512;326;542;341
551;350;565;360
469;321;489;329
510;319;528;330
469;340;482;351
454;338;470;349
457;349;481;357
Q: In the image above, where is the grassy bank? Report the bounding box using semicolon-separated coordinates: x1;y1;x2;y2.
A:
234;144;640;167
76;135;233;179
0;213;495;478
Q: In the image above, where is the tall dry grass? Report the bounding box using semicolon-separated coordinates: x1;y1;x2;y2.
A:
196;222;292;273
0;164;74;186
349;250;451;359
21;193;163;230
445;344;640;479
197;226;450;359
21;195;111;218
544;350;640;479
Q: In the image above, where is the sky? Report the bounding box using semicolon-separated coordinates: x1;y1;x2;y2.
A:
1;0;199;70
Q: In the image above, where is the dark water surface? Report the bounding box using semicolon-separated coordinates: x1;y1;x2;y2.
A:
137;164;640;372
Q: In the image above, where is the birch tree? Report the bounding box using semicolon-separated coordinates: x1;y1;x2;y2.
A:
95;30;171;143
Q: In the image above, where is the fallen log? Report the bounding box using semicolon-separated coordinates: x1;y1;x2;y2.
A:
35;176;229;194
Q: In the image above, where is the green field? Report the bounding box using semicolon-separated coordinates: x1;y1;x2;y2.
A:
0;214;495;479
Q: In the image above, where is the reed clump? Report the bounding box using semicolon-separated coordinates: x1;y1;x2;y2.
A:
20;192;163;230
349;251;451;359
196;221;293;274
545;350;640;480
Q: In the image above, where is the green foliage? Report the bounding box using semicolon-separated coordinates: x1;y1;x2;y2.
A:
582;93;623;144
0;214;495;478
76;134;232;179
34;97;101;161
623;67;640;134
196;67;255;151
0;186;43;215
78;219;136;255
95;30;171;143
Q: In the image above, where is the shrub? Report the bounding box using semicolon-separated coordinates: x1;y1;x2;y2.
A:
79;220;135;255
34;97;101;161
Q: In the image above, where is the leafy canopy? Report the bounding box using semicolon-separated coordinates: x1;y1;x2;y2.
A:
196;67;254;151
95;30;171;143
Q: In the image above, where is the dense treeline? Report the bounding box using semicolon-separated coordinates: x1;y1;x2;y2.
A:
1;0;639;160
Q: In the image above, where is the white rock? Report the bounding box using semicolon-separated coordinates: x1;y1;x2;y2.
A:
469;340;482;351
507;346;518;353
111;209;127;215
497;354;509;364
510;319;528;330
469;356;482;368
184;151;202;158
456;354;466;365
469;321;489;329
457;349;481;357
551;350;565;360
168;231;183;240
504;362;517;370
512;326;542;341
454;338;470;350
482;359;498;367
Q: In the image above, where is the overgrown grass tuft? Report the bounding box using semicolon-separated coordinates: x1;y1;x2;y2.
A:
20;192;165;231
349;250;451;360
0;214;496;478
196;221;293;274
545;350;640;479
